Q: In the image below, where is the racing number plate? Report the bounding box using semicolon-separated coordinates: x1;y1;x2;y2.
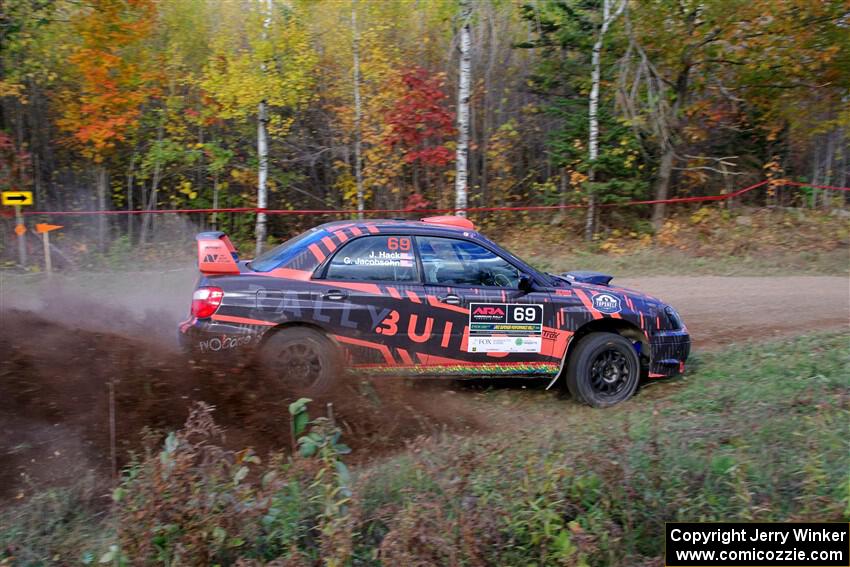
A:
468;303;544;353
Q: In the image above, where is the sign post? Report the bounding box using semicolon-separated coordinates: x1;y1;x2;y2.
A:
14;205;27;266
35;223;62;277
3;192;34;267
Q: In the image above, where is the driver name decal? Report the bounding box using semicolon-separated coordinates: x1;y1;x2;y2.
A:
468;303;544;353
592;293;622;314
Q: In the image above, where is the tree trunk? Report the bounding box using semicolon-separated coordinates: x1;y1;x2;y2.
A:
256;100;269;255
96;165;108;252
810;141;821;209
126;154;136;244
212;172;220;230
139;159;161;244
652;145;674;230
551;168;568;225
255;0;273;256
352;0;364;218
480;3;497;209
454;0;472;217
822;129;835;209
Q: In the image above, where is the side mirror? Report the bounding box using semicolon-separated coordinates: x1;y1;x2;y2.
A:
518;274;534;293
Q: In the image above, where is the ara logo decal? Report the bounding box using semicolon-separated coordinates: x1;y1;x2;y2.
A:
473;306;505;317
592;293;622;314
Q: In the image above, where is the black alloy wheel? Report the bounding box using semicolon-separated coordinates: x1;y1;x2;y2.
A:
565;332;641;407
260;327;340;395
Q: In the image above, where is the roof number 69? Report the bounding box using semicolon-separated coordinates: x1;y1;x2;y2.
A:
388;237;411;251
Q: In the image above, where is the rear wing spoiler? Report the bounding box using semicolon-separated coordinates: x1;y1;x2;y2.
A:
196;231;240;275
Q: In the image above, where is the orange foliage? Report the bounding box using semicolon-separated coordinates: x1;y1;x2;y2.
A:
57;0;160;161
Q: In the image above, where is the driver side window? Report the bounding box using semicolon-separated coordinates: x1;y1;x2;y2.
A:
417;236;520;288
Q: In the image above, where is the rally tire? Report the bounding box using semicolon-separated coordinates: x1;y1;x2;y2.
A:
259;327;341;396
565;332;640;408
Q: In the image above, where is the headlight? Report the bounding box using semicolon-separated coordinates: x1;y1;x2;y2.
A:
664;306;684;330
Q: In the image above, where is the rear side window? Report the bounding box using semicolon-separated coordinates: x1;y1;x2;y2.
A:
249;229;316;272
325;236;417;282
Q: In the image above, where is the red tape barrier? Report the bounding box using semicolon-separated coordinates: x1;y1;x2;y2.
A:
17;179;849;217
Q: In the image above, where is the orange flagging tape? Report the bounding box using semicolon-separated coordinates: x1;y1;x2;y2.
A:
18;179;849;217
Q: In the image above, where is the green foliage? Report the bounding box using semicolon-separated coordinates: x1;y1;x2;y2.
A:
0;474;109;565
521;0;651;209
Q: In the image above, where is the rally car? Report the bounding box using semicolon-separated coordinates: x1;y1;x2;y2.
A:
179;216;689;407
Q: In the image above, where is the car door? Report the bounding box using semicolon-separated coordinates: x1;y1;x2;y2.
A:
415;235;557;376
318;233;433;370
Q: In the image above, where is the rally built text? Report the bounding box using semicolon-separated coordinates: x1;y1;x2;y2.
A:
669;527;848;547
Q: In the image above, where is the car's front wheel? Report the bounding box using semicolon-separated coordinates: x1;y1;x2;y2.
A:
259;327;341;395
565;332;640;407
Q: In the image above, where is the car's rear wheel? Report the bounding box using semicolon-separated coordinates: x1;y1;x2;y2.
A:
565;332;640;407
259;327;341;395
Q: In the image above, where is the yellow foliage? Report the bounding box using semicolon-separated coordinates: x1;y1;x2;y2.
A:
201;2;316;127
570;171;588;186
0;80;26;102
689;207;714;225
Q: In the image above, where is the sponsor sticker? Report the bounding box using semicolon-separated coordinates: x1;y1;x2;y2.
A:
592;293;622;314
468;303;544;353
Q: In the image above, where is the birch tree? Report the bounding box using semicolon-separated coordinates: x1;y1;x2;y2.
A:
255;0;273;255
585;0;625;240
202;0;315;253
454;0;472;216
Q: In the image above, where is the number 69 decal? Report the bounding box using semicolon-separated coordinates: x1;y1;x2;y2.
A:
513;306;538;321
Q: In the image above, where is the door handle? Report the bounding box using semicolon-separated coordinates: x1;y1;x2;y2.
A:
438;293;461;305
323;289;348;301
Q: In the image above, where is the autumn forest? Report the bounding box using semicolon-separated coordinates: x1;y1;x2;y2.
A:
1;0;849;253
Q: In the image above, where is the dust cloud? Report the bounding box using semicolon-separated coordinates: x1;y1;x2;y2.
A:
0;270;483;502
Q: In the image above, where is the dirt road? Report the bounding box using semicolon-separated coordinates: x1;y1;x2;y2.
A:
1;273;847;501
618;276;849;348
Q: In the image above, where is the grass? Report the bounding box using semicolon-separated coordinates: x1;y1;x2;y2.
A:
520;246;850;277
1;332;848;565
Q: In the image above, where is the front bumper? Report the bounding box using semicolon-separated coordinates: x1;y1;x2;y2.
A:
178;316;266;355
648;330;690;378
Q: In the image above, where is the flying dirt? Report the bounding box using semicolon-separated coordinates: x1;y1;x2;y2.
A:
1;271;847;501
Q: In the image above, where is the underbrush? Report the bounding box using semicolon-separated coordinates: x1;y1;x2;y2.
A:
502;206;850;275
2;333;848;565
4;206;847;277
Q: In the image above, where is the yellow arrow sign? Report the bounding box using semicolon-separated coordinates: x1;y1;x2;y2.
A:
35;223;63;233
2;191;33;206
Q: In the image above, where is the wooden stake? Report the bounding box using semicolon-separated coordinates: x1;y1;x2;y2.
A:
109;378;117;479
41;229;52;277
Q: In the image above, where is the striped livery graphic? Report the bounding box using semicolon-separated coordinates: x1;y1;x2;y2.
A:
179;217;690;384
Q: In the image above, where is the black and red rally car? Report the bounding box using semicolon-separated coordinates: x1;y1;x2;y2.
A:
179;216;689;407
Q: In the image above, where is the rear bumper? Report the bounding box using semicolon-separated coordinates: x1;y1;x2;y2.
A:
648;330;690;378
177;316;266;355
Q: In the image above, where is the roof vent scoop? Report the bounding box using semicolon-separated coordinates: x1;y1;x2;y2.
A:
560;271;614;286
421;215;476;230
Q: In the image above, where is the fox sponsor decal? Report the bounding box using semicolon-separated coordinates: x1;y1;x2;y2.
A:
592;293;622;314
468;303;544;353
469;335;542;353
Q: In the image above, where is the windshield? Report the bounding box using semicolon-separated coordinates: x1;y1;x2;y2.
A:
248;229;317;272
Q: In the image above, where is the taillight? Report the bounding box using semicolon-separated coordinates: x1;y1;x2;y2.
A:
191;286;224;318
